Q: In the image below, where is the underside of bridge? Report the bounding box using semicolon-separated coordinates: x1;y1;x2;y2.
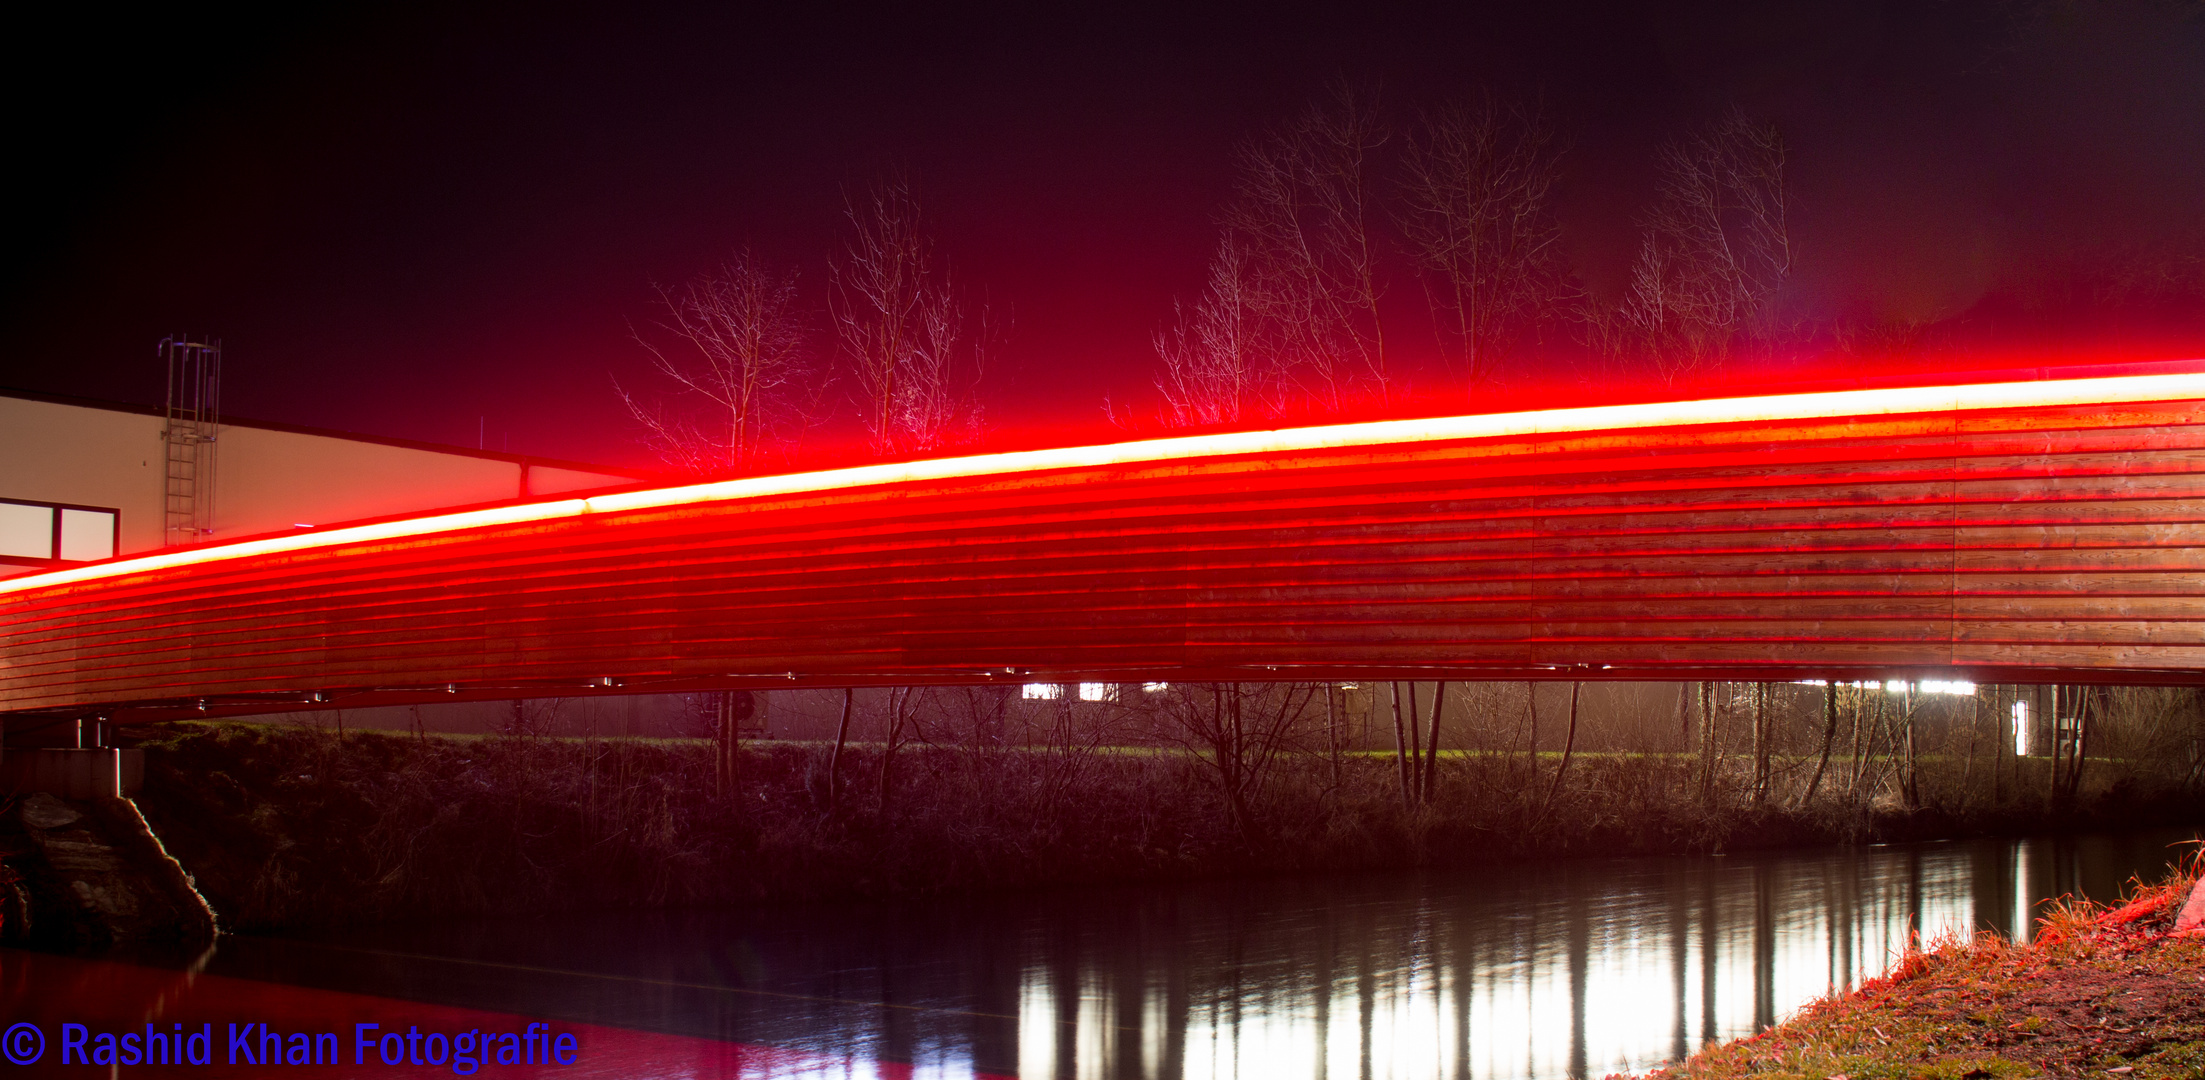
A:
5;372;2205;725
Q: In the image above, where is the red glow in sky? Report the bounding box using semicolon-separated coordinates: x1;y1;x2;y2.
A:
6;4;2205;468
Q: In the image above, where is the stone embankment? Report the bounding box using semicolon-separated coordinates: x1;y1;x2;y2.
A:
1645;856;2205;1080
1;792;218;951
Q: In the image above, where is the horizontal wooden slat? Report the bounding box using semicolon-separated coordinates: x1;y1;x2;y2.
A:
8;381;2205;717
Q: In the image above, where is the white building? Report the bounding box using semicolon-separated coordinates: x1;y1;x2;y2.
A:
1;387;651;575
0;387;689;788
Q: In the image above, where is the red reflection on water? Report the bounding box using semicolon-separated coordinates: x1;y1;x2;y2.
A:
0;948;974;1078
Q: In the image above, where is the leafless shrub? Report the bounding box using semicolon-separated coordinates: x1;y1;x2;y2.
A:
1147;682;1321;837
2095;688;2205;793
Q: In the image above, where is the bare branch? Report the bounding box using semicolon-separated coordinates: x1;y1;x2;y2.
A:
622;250;812;474
831;175;987;456
1222;83;1393;413
1606;107;1794;386
1396;95;1571;401
1153;236;1286;427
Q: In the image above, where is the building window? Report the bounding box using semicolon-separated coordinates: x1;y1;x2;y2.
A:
0;499;118;565
60;508;117;561
1078;682;1116;702
1021;683;1063;700
0;503;48;560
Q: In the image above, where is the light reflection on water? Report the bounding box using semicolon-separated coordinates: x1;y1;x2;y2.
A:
1028;854;1926;1079
30;828;2205;1079
993;832;2177;1080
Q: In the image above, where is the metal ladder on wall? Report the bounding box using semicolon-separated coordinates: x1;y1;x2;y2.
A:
161;336;221;547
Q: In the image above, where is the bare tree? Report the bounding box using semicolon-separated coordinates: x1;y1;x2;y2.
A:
1803;680;1840;805
1602;108;1793;387
831;175;987;457
500;697;568;738
1381;680;1451;808
1160;682;1319;839
1397;97;1571;400
1533;682;1581;824
1154;237;1287;427
1223;84;1393;413
877;686;923;812
825;687;853;817
1390;681;1418;807
702;690;754;798
620;251;813;474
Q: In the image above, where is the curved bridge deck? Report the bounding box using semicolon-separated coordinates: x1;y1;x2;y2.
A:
7;374;2205;721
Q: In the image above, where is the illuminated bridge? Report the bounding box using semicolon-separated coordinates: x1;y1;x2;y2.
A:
6;372;2205;724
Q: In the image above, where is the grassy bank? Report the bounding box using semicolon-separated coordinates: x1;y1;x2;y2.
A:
1649;849;2205;1080
119;720;2204;933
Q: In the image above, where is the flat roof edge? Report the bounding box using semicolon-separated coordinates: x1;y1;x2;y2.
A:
0;385;661;479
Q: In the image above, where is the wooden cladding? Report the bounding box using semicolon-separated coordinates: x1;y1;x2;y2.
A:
6;390;2205;717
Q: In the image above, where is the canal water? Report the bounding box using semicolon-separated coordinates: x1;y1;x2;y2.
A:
4;826;2198;1078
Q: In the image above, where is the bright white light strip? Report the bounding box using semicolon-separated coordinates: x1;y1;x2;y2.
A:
1796;679;1978;696
6;371;2202;598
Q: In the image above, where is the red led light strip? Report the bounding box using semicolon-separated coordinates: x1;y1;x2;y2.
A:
8;371;2203;598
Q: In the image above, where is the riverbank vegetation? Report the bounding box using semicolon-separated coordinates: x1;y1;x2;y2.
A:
1649;847;2205;1080
119;680;2205;931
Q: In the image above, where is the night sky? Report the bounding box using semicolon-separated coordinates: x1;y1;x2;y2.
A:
8;2;2205;469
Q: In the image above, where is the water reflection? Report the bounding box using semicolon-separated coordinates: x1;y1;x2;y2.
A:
984;830;2195;1079
22;828;2202;1079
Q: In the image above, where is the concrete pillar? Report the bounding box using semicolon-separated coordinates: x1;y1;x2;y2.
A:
1;748;138;798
